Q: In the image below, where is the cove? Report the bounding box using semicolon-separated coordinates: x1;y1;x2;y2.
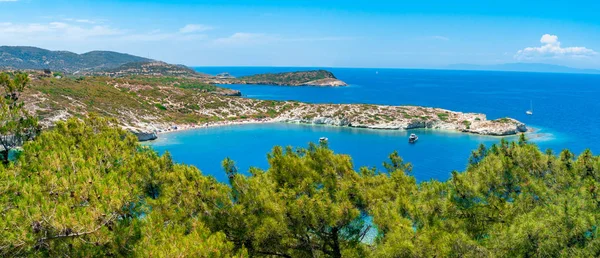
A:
148;122;520;183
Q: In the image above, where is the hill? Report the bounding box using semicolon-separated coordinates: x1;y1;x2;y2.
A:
445;63;600;75
91;61;207;77
0;46;152;73
231;70;348;86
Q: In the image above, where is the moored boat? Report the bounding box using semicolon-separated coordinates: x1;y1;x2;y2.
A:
526;100;533;115
408;133;418;143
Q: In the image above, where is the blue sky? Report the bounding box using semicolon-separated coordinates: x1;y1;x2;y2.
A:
1;0;599;68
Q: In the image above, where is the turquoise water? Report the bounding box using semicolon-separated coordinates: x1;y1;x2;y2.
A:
150;123;518;183
148;67;600;182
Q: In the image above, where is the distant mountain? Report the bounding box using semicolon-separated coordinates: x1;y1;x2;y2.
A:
445;63;600;75
0;46;152;73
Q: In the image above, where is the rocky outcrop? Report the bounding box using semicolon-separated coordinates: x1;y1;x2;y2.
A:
463;118;527;136
301;78;348;87
213;89;242;96
275;104;527;136
280;116;526;136
132;131;158;141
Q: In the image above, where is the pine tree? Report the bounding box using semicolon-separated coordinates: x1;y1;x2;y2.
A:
0;72;39;164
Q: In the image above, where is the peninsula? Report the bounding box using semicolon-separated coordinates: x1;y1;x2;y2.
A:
0;46;348;87
209;70;348;87
19;72;526;141
0;46;525;139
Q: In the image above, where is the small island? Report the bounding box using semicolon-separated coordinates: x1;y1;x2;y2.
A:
210;70;348;87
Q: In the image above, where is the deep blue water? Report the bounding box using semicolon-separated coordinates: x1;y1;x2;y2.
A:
149;67;600;182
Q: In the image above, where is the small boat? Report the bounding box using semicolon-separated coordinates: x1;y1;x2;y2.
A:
526;100;533;115
319;137;328;143
408;134;418;143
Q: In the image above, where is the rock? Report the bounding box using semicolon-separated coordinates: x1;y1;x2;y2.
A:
213;89;242;96
132;131;158;141
273;104;527;136
301;78;348;87
215;72;235;79
464;118;528;136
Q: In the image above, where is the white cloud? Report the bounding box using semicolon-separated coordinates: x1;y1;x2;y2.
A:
0;22;123;40
122;24;211;41
0;0;19;2
430;35;449;41
0;21;211;44
540;34;558;45
63;18;98;24
213;33;351;45
515;34;597;60
213;33;272;45
179;24;212;34
284;36;354;42
120;30;206;42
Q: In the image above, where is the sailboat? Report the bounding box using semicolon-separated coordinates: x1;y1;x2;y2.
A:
526;100;533;115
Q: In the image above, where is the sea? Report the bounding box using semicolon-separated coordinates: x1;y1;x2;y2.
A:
148;67;600;183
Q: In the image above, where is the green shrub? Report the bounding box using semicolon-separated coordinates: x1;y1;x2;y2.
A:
155;103;167;110
437;113;449;121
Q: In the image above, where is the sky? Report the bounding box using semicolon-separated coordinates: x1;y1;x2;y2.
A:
1;0;600;69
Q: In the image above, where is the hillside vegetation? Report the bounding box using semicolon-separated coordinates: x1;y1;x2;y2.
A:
234;70;347;86
23;75;246;129
0;46;151;73
1;117;599;257
90;61;206;78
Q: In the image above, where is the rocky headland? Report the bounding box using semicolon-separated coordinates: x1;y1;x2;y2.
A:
274;104;527;136
208;70;348;87
20;74;525;142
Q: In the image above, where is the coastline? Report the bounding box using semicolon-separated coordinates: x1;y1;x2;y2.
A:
144;116;530;141
156;118;280;135
21;74;527;142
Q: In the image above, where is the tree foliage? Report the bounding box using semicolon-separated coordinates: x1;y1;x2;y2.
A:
0;116;237;257
2;115;600;257
0;72;39;163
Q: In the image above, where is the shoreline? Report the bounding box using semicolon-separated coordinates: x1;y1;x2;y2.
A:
156;118;280;135
144;117;532;141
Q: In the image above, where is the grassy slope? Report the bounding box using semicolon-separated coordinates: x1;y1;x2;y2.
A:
23;75;293;128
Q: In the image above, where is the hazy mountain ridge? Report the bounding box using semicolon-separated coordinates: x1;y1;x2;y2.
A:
445;63;600;75
0;46;152;73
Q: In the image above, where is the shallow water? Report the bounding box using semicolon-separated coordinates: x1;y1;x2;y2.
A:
148;67;600;182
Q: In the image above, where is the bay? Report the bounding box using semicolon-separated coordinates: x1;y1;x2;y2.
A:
148;67;600;182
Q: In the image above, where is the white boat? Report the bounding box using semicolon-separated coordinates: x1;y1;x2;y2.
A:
319;137;328;143
408;134;418;143
526;100;533;115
